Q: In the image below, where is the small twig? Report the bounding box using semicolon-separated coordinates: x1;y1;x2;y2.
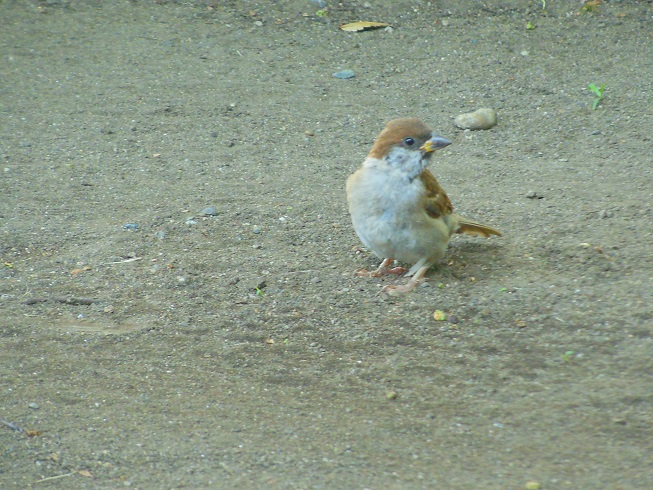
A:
102;257;143;265
53;297;95;305
0;418;24;432
22;298;48;305
32;473;76;484
23;297;96;306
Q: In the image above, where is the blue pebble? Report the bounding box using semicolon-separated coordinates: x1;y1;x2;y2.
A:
122;223;139;230
332;69;355;79
201;206;218;216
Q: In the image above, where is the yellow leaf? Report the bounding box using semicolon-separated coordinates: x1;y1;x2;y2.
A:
339;21;390;32
78;470;93;477
433;310;446;321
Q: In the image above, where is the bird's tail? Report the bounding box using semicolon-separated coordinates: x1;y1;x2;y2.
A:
454;215;502;238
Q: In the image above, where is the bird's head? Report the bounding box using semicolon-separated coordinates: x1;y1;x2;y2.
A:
368;118;451;181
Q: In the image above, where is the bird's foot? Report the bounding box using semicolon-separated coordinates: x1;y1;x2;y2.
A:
355;259;407;278
355;266;407;277
380;278;424;296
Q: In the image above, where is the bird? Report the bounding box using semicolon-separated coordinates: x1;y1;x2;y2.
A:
346;117;502;295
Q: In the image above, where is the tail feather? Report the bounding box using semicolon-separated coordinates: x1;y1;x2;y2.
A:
455;215;502;238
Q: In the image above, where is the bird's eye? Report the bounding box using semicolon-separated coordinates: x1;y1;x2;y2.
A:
403;137;415;146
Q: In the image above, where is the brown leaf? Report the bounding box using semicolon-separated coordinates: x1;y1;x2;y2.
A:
339;21;390;32
70;265;91;276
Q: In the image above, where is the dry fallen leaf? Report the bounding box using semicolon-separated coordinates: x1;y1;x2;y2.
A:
78;470;93;477
70;265;91;276
339;21;390;32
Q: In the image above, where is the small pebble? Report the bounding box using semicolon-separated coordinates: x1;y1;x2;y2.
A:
154;230;166;240
599;209;612;219
527;191;543;199
447;315;459;324
332;69;355;79
252;225;261;234
254;21;263;27
201;206;218;216
29;402;40;409
454;108;497;130
185;219;198;225
122;223;139;230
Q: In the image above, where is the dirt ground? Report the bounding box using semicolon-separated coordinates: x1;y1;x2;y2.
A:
1;0;652;488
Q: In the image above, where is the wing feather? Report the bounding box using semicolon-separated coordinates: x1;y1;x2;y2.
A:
420;170;453;219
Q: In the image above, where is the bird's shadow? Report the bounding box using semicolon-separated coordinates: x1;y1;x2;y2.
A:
443;238;506;273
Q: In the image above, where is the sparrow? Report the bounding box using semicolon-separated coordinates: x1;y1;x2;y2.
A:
346;117;502;295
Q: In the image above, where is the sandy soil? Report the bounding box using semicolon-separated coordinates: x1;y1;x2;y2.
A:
1;0;652;488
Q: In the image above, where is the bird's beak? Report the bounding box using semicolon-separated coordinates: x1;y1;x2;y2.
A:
420;134;452;153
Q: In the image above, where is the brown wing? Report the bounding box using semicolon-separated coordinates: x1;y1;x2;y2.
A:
420;169;453;219
421;169;503;237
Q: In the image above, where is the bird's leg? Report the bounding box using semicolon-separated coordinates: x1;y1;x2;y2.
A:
380;265;430;295
355;258;407;277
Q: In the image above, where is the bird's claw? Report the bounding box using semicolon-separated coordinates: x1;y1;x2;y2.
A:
384;266;408;276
